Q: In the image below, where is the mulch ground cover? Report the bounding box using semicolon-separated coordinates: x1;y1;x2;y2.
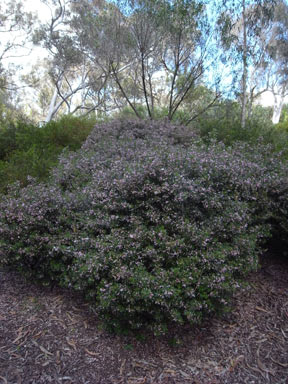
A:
0;253;287;384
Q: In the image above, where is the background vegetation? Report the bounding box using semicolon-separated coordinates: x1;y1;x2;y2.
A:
0;115;96;193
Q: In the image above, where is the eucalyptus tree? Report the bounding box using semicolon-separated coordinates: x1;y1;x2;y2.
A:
0;0;33;94
217;0;276;128
266;0;288;124
154;0;218;122
116;0;219;122
70;0;130;116
33;0;110;122
73;0;220;122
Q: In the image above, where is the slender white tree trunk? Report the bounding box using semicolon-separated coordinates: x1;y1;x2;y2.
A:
272;92;285;124
45;86;59;123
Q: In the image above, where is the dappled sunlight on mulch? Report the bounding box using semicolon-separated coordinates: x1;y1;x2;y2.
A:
0;254;287;384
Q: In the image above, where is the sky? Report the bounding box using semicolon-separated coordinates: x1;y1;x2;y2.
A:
3;0;49;71
1;0;50;113
259;92;276;107
24;0;50;21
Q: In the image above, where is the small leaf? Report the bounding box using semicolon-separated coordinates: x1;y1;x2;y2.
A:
85;348;100;357
39;345;53;356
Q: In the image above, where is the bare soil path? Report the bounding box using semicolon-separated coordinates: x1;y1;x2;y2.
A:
0;254;287;384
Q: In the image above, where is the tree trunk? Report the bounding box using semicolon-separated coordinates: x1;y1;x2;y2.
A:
272;92;285;124
45;86;58;123
241;0;248;129
141;53;152;119
247;94;253;120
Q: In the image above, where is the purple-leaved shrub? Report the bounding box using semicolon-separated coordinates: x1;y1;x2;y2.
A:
0;120;287;334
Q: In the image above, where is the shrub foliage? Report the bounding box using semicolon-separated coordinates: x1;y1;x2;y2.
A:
0;115;95;193
196;106;288;160
0;120;287;334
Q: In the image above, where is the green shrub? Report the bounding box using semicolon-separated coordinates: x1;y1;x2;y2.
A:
196;114;288;159
279;104;288;123
275;120;288;133
115;105;148;119
115;105;191;123
43;115;96;150
0;122;18;161
0;115;96;193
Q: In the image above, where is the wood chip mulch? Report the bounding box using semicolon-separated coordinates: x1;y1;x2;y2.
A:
0;254;287;384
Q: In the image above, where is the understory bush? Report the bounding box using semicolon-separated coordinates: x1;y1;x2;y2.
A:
196;113;288;159
275;120;288;133
0;115;95;193
0;120;287;334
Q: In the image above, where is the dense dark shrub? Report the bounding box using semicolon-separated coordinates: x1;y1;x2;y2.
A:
0;120;287;334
